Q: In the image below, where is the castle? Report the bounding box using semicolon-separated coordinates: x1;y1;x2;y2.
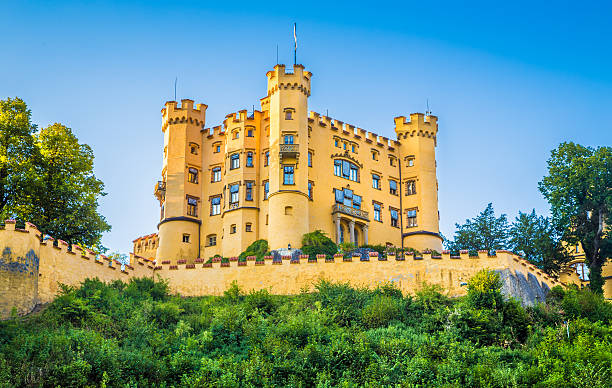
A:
133;64;442;262
0;64;601;319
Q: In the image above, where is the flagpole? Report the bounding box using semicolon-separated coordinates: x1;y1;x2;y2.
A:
293;23;297;66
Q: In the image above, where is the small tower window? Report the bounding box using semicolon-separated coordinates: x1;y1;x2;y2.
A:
246;127;254;137
213;143;221;153
230;153;240;169
229;184;239;206
246;152;254;167
210;196;221;216
263;180;269;199
232;130;239;139
372;151;379;161
285;109;294;120
245;223;252;232
406;157;415;167
389;156;396;167
211;167;221;182
190;143;199;155
390;208;399;227
285;206;293;215
245;181;254;201
283;166;294;185
264;151;270;166
308;181;313;199
351;144;356;153
230;224;237;234
188;167;199;183
308;152;312;167
406;180;416;196
334;139;340;148
406;209;418;227
373;202;382;222
182;234;190;243
372;174;381;190
187;196;198;217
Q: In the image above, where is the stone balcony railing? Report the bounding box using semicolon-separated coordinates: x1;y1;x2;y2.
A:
333;203;369;221
154;181;166;200
279;144;299;162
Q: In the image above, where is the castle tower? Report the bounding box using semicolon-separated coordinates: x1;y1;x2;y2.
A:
156;99;207;264
266;65;312;250
395;113;443;252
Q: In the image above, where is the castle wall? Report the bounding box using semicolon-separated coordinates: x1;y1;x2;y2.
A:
154;251;562;301
0;221;40;318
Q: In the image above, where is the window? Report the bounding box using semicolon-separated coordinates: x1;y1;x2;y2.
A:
245;223;252;232
182;234;190;243
285;110;293;120
245;181;253;201
232;130;239;139
406;209;417;227
308;181;313;199
389;157;396;167
343;188;352;207
283;165;294;185
390;208;399;227
308;152;312;167
263;180;269;199
285;206;293;215
246;152;254;167
264;151;269;166
373;202;382;222
372;174;381;190
211;167;221;182
229;184;239;205
406;180;416;196
210;196;221;215
351;144;356;153
389;180;397;195
187;197;198;216
190;144;199;155
334;159;359;182
214;144;221;153
407;157;414;167
284;134;294;144
230;153;240;169
230;224;237;234
207;234;217;246
247;128;254;137
335;139;340;147
343;142;347;150
353;194;361;210
188;167;198;183
372;151;379;161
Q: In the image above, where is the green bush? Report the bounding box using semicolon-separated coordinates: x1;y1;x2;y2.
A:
301;230;337;258
238;239;269;261
467;269;504;309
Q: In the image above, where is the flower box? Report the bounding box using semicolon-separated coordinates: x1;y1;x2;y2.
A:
272;260;282;265
333;254;343;258
186;264;195;269
442;250;450;255
316;254;326;259
325;258;334;263
203;263;213;268
264;255;273;260
194;258;204;263
282;255;291;261
169;265;178;270
369;252;379;257
299;255;309;260
360;256;369;261
290;259;300;264
161;260;171;265
395;256;405;261
459;250;469;255
343;257;352;262
378;256;387;261
431;255;442;259
229;257;238;262
212;256;222;263
247;256;257;261
221;262;230;267
238;261;247;266
177;259;187;264
255;261;265;265
308;258;317;263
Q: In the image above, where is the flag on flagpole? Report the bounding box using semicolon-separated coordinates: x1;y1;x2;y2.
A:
294;23;297;50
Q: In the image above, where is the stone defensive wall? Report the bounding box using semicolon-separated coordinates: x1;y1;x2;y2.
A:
1;220;582;318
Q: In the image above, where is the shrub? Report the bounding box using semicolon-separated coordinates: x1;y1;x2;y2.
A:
361;295;402;328
238;239;269;261
301;230;337;258
466;269;503;310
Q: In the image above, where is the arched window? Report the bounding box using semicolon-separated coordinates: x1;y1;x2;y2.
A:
333;159;359;182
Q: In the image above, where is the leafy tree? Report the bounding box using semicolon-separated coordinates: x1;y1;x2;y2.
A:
446;203;509;252
539;142;612;293
0;97;38;219
508;209;570;274
24;123;110;246
238;239;269;261
301;230;337;258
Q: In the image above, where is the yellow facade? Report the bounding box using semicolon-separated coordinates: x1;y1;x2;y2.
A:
141;64;443;263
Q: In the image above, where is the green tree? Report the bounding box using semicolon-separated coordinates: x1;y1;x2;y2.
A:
539;142;612;293
0;97;38;219
446;203;509;252
26;123;110;246
508;209;569;274
301;230;337;258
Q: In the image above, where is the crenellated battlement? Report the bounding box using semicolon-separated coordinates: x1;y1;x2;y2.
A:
394;113;438;141
162;99;207;132
267;64;311;97
223;109;263;129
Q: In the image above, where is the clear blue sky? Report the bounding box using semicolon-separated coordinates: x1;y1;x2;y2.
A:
2;1;611;254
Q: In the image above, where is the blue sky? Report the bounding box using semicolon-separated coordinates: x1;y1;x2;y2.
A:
2;1;611;253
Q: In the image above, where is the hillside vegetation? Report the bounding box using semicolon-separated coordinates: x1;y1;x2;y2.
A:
0;271;610;387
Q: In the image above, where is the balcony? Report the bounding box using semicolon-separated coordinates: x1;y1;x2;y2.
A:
333;203;369;221
154;181;166;201
279;143;299;163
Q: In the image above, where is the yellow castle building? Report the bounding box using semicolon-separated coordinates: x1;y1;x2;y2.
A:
134;64;443;263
